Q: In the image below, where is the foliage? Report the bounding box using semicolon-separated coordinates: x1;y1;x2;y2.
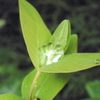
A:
0;0;100;100
0;19;6;29
85;80;100;100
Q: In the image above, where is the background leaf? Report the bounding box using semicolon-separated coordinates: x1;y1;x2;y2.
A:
22;69;71;100
86;80;100;99
0;94;23;100
19;0;51;69
50;20;71;51
0;19;6;29
40;53;100;73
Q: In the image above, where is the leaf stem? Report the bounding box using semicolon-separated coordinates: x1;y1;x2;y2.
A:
29;71;41;100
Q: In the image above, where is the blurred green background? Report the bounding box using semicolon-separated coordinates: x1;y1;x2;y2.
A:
0;0;100;100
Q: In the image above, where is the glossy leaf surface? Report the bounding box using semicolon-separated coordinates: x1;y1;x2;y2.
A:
19;0;51;69
0;94;23;100
40;53;100;73
22;69;71;100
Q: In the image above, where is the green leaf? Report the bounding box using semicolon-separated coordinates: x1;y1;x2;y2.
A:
0;19;6;29
0;94;23;100
22;69;71;100
86;80;100;99
50;20;71;51
39;53;100;73
19;0;51;69
65;34;78;54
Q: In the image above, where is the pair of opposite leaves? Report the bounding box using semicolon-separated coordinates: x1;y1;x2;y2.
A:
19;0;100;73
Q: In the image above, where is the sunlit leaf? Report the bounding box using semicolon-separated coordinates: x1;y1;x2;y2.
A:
22;69;71;100
0;94;23;100
39;53;100;73
50;20;71;51
19;0;51;69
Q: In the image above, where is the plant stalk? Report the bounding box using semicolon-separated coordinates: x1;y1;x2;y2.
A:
29;71;41;100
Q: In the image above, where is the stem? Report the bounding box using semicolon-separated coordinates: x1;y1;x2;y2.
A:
29;71;41;100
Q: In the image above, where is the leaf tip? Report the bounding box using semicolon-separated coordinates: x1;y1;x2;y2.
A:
62;19;70;24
